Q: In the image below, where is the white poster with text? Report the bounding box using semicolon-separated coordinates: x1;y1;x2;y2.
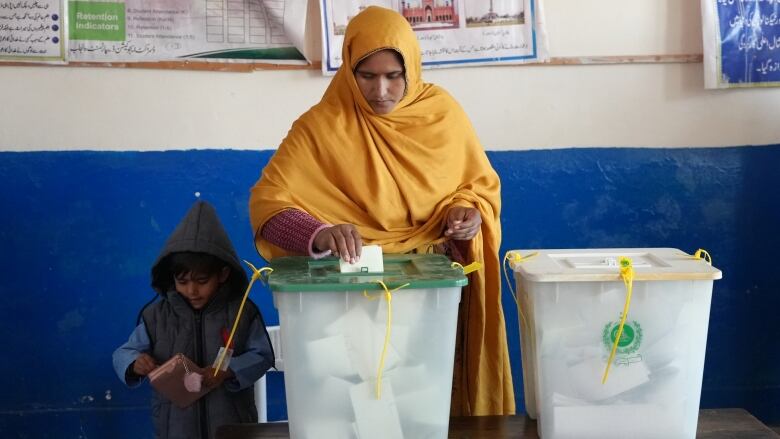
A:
67;0;307;63
1;0;66;61
320;0;547;74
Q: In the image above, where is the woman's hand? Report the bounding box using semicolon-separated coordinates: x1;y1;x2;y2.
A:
444;207;482;241
313;224;363;263
132;353;158;376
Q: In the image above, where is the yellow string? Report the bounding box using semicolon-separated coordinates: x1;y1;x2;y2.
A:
450;261;483;275
602;256;634;384
362;280;410;399
501;251;538;328
213;261;273;376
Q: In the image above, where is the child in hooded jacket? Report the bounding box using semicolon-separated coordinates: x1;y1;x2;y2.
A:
113;200;274;439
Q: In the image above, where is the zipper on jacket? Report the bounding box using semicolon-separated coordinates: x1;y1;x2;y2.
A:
195;311;208;439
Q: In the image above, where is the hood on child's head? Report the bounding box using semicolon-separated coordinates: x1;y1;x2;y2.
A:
150;200;248;298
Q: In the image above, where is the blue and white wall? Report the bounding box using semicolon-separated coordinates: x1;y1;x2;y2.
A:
1;0;779;437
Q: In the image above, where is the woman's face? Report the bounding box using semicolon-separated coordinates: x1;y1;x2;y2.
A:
354;49;406;115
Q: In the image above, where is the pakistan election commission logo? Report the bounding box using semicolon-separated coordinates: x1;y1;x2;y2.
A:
602;320;643;355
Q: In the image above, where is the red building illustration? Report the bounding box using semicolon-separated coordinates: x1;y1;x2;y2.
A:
401;0;459;29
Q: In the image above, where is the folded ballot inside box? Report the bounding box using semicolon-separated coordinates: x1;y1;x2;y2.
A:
149;353;215;408
508;248;722;439
269;253;467;439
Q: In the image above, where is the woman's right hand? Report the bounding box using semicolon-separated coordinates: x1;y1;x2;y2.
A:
314;224;363;263
132;353;158;376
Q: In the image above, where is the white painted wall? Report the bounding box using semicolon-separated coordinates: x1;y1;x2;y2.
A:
1;0;779;151
543;0;703;57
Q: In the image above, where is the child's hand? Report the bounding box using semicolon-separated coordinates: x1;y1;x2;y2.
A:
132;353;158;376
202;367;235;389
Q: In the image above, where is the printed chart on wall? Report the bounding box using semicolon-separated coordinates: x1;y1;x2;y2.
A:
65;0;308;62
1;0;309;63
702;0;780;88
320;0;547;74
0;0;67;61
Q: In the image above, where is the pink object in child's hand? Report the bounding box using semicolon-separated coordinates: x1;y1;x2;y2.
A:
183;372;203;393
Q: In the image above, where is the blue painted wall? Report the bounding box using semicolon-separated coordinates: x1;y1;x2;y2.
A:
0;146;778;437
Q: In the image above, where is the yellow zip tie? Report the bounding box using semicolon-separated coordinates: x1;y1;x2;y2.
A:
450;261;482;275
214;261;273;376
602;256;634;384
502;251;539;304
692;248;713;265
501;251;538;329
363;281;410;399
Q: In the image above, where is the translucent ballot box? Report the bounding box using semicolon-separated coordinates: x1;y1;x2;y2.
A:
509;248;721;439
269;254;467;439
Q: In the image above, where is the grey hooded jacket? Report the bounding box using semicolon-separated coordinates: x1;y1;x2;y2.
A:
142;200;274;439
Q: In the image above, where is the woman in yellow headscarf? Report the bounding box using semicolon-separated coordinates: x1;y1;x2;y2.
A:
249;6;514;416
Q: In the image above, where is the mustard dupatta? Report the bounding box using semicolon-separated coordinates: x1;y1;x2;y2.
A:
249;6;514;415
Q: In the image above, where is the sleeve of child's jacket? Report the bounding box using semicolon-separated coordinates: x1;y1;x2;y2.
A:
112;322;151;388
225;317;274;391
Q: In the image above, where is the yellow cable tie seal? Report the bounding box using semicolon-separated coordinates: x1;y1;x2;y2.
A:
692;248;713;265
214;261;273;376
362;281;410;399
602;256;634;384
506;251;539;265
501;251;539;329
451;261;482;275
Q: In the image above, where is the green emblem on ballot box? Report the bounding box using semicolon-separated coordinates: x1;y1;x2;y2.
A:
602;320;643;355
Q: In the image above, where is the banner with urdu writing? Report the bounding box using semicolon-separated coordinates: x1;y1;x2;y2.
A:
66;0;307;62
1;0;309;63
320;0;547;75
0;0;66;62
702;0;780;88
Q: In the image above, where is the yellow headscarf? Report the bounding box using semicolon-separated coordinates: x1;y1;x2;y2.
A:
249;6;514;416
